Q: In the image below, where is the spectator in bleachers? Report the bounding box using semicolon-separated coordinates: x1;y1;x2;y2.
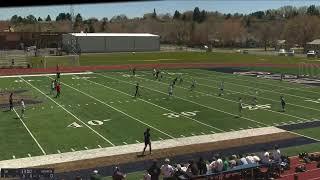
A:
208;157;217;173
174;164;189;179
90;170;102;180
222;157;229;171
246;154;255;164
229;155;237;168
112;167;126;180
143;170;151;180
186;160;199;176
252;153;261;163
239;154;248;165
197;157;207;175
272;145;281;163
161;158;174;180
148;160;161;180
261;148;271;165
215;155;224;172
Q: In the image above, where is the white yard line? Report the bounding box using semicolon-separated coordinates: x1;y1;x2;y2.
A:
143;71;310;121
20;77;116;147
184;71;312;100
13;108;46;155
0;127;286;169
91;73;225;132
133;72;268;126
51;76;175;139
0;72;93;78
181;73;320;113
193;70;320;95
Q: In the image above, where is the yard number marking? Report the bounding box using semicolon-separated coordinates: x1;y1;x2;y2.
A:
68;119;111;128
163;111;200;118
242;104;271;111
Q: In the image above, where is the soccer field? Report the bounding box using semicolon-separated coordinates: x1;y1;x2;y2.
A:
0;68;320;161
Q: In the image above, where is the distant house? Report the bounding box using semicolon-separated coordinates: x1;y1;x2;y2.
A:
275;40;286;50
306;39;320;52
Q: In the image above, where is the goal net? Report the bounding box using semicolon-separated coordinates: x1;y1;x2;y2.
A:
43;55;80;68
298;63;320;79
0;51;28;68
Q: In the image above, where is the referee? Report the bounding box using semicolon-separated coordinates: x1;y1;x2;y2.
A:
142;128;151;155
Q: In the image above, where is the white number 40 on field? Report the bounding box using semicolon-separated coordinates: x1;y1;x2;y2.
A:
67;119;111;128
163;111;200;118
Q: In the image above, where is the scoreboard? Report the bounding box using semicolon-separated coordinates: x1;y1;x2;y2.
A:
0;168;54;179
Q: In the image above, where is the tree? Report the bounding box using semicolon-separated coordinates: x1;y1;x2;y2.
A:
193;7;201;22
10;15;19;23
56;13;66;21
88;23;95;33
253;22;279;51
38;17;43;22
75;13;83;23
110;14;128;23
26;15;37;23
45;15;51;21
307;5;320;16
219;19;247;47
173;10;181;19
250;11;265;19
152;8;157;19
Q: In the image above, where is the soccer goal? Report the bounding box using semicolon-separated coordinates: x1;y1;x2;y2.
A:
298;63;320;79
43;55;80;68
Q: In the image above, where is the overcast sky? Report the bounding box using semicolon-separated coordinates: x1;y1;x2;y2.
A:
0;0;319;20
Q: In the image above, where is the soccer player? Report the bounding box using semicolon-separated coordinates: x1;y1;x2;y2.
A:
172;77;178;86
179;74;183;84
56;72;61;80
50;80;55;95
134;82;140;98
156;70;160;80
280;73;284;81
168;84;173;97
21;99;25;119
190;79;196;91
55;83;61;98
142;128;151;155
9;92;13;111
132;67;136;76
252;90;258;106
153;68;157;78
218;81;224;96
238;97;243;117
280;96;286;112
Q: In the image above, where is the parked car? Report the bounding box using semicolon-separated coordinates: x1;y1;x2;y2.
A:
287;49;295;56
278;49;286;56
307;50;316;58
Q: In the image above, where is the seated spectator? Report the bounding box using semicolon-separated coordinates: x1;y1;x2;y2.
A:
246;154;255;164
161;158;174;180
261;148;271;165
272;145;281;163
215;156;224;172
174;164;189;179
112;167;126;180
148;160;161;180
239;154;248;165
90;170;102;180
197;157;207;175
229;155;237;168
208;157;217;173
222;157;229;171
252;153;261;163
143;170;151;180
187;160;199;176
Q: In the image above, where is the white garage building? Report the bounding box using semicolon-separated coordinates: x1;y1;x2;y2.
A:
62;33;160;53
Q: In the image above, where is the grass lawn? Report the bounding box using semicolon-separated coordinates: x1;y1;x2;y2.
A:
0;68;319;161
29;51;320;68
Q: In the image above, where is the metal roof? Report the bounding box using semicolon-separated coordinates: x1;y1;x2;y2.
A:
307;39;320;45
69;33;159;37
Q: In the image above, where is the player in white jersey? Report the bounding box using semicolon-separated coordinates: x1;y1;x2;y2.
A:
21;99;25;119
168;84;173;96
218;80;224;96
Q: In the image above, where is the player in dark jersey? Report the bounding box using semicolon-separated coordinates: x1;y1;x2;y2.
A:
179;74;183;84
172;77;178;86
134;82;140;98
218;81;224;96
238;97;243;117
9;92;13;111
132;67;136;76
280;96;286;112
280;73;284;81
142;128;151;155
55;83;61;98
155;70;160;80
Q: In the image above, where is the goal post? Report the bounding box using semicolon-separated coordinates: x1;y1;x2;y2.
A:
298;63;320;79
43;55;80;68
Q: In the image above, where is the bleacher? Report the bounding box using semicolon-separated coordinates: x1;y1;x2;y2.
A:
0;50;29;68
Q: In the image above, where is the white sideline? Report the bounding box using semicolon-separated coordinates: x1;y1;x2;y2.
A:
0;72;93;78
0;127;285;169
12;108;46;155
